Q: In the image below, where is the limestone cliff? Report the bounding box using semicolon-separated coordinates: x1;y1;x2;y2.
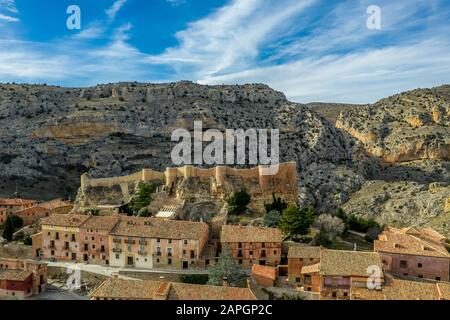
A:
0;81;360;213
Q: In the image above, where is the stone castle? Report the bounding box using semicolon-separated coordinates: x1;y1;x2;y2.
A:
75;162;298;215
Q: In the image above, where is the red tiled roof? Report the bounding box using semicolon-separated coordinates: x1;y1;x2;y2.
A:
0;198;37;206
252;264;276;281
221;225;283;243
374;227;450;258
40;214;90;227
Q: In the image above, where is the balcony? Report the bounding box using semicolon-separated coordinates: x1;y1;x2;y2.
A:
153;252;162;257
139;240;148;245
124;239;136;245
112;248;122;253
113;238;122;244
138;250;147;256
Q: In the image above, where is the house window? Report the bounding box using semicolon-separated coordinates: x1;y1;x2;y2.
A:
332;292;337;298
157;238;161;243
436;277;441;281
238;259;243;264
168;258;172;265
400;260;408;268
295;277;300;283
274;250;277;255
418;275;423;278
238;242;242;248
184;240;188;245
115;254;119;259
418;263;422;268
343;292;348;297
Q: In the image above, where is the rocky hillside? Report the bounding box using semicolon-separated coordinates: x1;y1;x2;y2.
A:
0;81;361;212
0;81;448;234
336;86;450;236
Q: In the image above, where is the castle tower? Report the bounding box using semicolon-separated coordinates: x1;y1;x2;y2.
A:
215;166;227;186
165;167;179;190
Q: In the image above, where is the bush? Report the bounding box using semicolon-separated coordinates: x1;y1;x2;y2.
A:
262;210;281;228
227;189;251;215
313;214;345;241
179;274;209;285
264;193;288;214
23;235;32;246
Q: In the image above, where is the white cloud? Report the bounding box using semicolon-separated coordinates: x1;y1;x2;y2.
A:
0;0;18;13
0;13;18;22
198;38;450;103
106;0;127;21
148;0;316;80
72;24;105;40
0;0;449;104
166;0;186;6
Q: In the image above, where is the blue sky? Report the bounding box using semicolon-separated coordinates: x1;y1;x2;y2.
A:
0;0;449;103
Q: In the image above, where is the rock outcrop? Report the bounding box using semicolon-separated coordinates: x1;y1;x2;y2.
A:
0;81;360;213
333;85;450;234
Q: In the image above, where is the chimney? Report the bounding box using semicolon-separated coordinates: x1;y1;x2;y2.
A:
222;277;229;287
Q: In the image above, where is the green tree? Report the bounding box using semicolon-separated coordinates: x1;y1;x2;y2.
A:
179;274;209;285
264;193;288;214
2;216;15;241
207;244;246;287
315;227;332;247
9;216;23;230
227;189;251;215
279;204;316;237
86;208;100;216
131;183;156;214
23;235;32;246
262;209;281;227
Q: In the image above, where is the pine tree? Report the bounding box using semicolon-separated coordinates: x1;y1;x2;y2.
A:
227;189;251;215
131;183;156;214
279;204;316;237
2;216;15;241
207;244;246;287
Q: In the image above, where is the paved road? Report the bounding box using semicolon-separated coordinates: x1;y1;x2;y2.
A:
45;260;210;278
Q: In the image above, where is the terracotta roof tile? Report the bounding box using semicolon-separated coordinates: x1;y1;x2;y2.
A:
374;227;450;258
111;216;208;240
39;199;72;210
0;198;37;206
81;216;120;231
221;225;283;243
300;249;383;277
252;264;276;281
300;263;320;274
90;279;161;300
90;278;257;300
168;282;256;300
288;245;321;259
437;282;450;300
40;214;91;227
0;269;32;281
